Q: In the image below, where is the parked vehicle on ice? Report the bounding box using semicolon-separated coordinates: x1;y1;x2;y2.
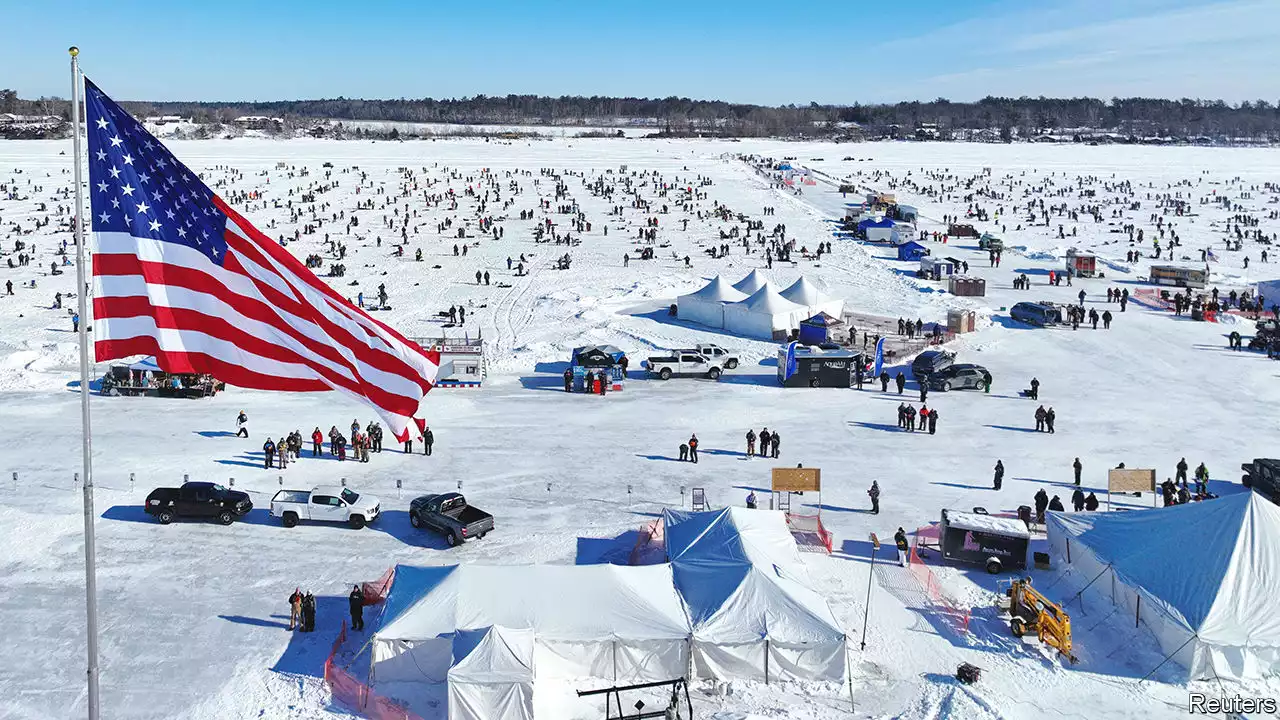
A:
408;492;494;546
911;349;955;380
270;486;380;529
145;481;252;525
682;343;740;369
1010;302;1063;327
927;363;992;391
1242;459;1280;504
645;351;727;380
938;509;1030;574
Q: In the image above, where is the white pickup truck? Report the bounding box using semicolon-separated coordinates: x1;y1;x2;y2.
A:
645;351;727;380
683;343;740;369
270;486;381;529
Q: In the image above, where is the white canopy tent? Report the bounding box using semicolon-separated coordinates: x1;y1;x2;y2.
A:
676;276;747;329
447;625;535;720
780;277;845;319
663;508;848;682
731;269;770;294
1047;492;1280;680
371;564;691;686
723;285;807;340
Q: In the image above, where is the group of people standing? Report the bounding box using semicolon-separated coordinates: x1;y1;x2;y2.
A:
744;427;781;458
896;403;939;434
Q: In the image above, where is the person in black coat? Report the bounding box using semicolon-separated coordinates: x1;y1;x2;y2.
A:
301;592;316;632
1048;495;1065;512
423;427;434;456
880;371;890;392
770;431;780;458
1073;457;1082;485
927;409;938;434
349;585;365;631
993;460;1004;490
1034;488;1049;523
1071;488;1085;512
895;372;906;394
1084;492;1100;511
1045;407;1056;434
563;367;573;392
894;527;910;567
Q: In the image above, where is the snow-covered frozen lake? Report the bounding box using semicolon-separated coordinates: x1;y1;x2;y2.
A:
2;137;1279;719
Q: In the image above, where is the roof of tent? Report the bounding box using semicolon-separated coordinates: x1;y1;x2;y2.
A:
376;564;691;644
898;241;926;252
732;269;771;294
779;277;831;307
1048;491;1280;645
859;217;895;229
662;508;843;644
734;285;807;315
680;276;748;303
572;345;626;366
128;357;162;372
801;312;844;328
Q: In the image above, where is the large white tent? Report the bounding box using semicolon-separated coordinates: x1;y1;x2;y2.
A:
676;276;747;329
723;285;807;340
371;564;691;686
1047;492;1280;680
447;625;535;720
663;508;848;682
780;277;845;319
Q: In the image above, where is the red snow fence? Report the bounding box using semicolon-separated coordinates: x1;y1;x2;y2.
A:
786;513;833;553
908;525;971;635
325;620;424;720
361;567;394;605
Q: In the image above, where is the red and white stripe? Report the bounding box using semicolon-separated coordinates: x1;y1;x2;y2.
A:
92;196;439;442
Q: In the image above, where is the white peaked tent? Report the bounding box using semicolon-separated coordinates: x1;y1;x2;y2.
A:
723;285;807;340
448;626;535;720
780;277;845;319
732;269;770;294
1047;492;1280;680
371;564;691;686
663;508;847;682
676;276;748;329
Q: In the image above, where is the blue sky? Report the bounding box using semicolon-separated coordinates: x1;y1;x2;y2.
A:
4;0;1278;104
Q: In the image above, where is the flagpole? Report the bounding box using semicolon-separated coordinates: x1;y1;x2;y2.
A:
69;45;102;720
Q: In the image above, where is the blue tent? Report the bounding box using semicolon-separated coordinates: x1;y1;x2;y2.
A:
897;241;928;261
798;312;844;345
858;217;894;231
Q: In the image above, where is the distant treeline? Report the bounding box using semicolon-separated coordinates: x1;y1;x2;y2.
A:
4;88;1280;141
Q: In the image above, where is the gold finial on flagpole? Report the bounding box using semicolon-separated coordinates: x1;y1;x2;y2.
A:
69;46;79;57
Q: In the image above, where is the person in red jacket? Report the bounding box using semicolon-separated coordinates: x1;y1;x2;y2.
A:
311;427;323;457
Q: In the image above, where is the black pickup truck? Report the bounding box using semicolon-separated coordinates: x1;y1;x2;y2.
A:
409;492;494;546
145;481;253;525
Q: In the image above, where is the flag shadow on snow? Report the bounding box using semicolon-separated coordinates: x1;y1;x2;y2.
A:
848;421;909;433
518;374;570;392
194;430;237;438
219;614;291;630
984;424;1039;433
100;505;279;527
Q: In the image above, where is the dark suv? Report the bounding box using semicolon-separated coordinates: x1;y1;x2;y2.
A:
1243;459;1280;503
911;350;955;380
928;363;993;391
145;481;253;525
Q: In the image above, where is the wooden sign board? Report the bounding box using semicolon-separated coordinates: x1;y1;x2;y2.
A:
1108;468;1156;493
772;467;821;493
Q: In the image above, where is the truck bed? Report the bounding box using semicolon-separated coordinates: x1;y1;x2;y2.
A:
272;490;311;505
446;505;493;526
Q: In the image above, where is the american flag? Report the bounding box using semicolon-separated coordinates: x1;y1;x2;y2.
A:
84;78;439;441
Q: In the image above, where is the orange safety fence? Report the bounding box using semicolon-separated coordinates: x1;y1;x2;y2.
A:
325;620;425;720
908;526;971;635
785;513;833;553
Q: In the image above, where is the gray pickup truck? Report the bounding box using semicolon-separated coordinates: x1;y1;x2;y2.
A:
409;492;494;546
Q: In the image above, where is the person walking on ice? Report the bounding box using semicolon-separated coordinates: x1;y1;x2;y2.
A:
236;410;249;438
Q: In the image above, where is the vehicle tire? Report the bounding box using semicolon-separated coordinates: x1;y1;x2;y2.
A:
659;368;672;380
725;359;739;370
1010;617;1027;637
217;510;234;526
942;381;952;392
708;367;721;381
985;558;1003;574
447;532;460;547
349;515;366;530
809;378;820;388
409;511;423;528
157;509;174;525
479;531;488;539
282;512;298;528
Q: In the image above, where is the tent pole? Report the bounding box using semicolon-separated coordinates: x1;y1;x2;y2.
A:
1135;596;1141;628
764;639;769;685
